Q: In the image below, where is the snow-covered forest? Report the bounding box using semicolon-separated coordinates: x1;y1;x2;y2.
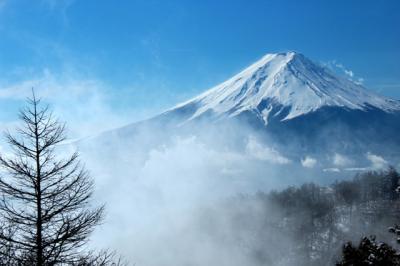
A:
197;168;400;265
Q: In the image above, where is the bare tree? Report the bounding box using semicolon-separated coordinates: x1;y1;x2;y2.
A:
0;92;105;265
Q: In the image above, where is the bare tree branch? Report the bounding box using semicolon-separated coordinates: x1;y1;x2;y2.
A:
0;91;110;265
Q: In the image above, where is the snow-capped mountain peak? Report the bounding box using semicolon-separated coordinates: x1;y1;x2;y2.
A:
171;51;400;123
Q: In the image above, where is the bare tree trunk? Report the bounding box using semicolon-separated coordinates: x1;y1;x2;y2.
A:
34;98;43;266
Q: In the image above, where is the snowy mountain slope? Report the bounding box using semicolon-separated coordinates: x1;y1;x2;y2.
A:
82;52;400;171
167;52;400;125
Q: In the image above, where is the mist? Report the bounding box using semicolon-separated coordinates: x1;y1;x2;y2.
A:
77;122;297;265
71;117;397;266
1;83;398;265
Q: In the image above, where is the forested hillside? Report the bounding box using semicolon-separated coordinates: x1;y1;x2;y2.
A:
193;168;400;265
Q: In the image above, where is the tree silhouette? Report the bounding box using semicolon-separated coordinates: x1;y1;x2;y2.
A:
0;92;104;265
336;236;400;266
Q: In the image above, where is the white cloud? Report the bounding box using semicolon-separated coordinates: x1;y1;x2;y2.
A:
323;168;340;173
355;77;364;85
334;63;354;79
342;153;388;172
0;70;137;139
301;156;317;168
344;167;368;172
344;69;354;78
333;153;352;167
366;152;388;170
325;60;364;85
245;136;290;164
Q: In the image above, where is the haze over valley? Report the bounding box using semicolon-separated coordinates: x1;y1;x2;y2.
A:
0;1;399;265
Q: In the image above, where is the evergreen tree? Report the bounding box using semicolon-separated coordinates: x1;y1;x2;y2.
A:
336;236;400;266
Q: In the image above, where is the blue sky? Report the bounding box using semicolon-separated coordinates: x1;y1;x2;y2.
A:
0;0;399;136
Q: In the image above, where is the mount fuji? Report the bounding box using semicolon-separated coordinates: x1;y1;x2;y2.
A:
168;51;400;124
85;52;400;171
